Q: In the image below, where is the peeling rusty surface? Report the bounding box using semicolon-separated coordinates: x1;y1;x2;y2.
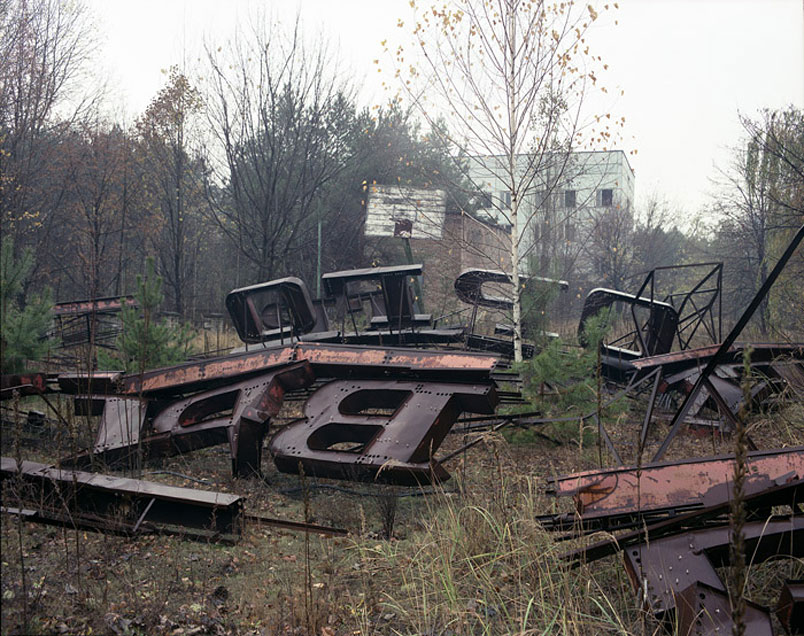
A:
270;378;498;485
547;447;803;522
0;373;47;399
121;347;296;396
559;477;803;566
121;343;499;397
295;342;499;376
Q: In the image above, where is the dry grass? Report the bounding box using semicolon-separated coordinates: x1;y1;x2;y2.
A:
1;389;802;635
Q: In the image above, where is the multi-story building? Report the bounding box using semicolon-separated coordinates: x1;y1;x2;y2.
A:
467;150;635;276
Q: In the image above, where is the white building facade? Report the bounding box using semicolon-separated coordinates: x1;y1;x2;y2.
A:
467;150;635;276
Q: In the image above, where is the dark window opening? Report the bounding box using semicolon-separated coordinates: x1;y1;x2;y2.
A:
599;189;613;207
564;190;576;208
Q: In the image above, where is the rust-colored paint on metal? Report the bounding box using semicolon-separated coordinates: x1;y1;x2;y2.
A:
561;477;803;565
52;296;137;316
776;581;804;634
121;347;295;395
631;342;804;371
0;373;47;399
295;342;499;372
547;447;803;519
1;457;245;541
270;378;498;485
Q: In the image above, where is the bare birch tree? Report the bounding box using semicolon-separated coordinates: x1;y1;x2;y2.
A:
389;0;616;360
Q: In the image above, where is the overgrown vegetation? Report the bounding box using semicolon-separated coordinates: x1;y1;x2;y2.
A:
0;237;52;373
99;258;194;373
510;312;624;445
3;403;799;635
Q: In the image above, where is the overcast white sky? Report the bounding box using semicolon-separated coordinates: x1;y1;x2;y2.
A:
88;0;804;220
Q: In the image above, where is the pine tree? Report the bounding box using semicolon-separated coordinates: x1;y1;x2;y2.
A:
0;238;52;373
100;258;194;373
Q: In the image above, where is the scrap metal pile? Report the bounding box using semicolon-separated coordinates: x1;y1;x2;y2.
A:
539;449;803;635
2;221;804;634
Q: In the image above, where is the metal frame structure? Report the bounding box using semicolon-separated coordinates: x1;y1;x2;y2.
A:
51;343;502;482
50;296;138;350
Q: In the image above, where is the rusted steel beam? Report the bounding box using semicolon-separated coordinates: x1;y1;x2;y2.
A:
1;458;244;541
561;477;803;565
245;513;348;537
631;342;804;374
270;378;498;485
52;296;137;316
294;342;499;379
777;580;804;634
545;447;803;530
119;343;499;397
120;347;296;396
0;373;47;399
58;371;122;395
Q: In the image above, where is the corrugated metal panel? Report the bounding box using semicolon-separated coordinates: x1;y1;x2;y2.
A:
365;185;446;239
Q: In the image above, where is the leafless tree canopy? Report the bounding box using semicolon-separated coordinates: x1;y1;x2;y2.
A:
204;19;359;282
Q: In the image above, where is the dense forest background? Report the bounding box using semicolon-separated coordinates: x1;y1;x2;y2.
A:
2;0;802;338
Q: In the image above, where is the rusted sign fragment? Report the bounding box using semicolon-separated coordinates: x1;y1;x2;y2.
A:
546;447;803;528
67;361;315;477
226;277;320;344
621;518;802;635
675;581;773;636
270;379;498;485
579;288;679;357
0;373;47;399
1;457;244;541
622;517;803;624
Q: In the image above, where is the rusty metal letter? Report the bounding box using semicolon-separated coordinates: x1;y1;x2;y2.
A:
270;379;498;485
